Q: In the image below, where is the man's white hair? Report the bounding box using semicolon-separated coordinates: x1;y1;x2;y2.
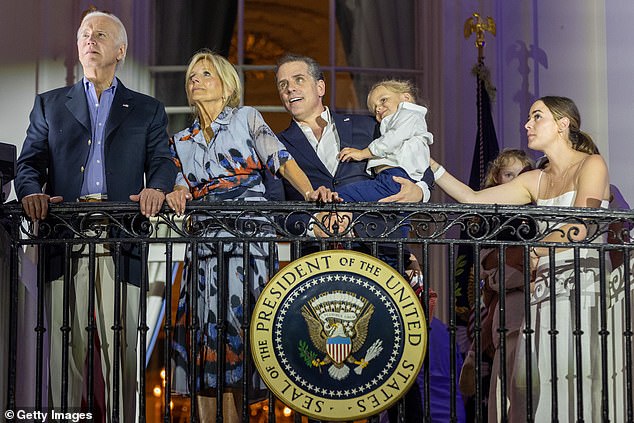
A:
77;11;128;66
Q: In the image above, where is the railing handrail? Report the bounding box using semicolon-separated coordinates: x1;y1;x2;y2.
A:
2;200;632;218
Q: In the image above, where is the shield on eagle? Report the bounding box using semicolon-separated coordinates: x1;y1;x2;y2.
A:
326;336;352;364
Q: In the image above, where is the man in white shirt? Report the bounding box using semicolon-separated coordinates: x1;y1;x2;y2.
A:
274;53;429;423
274;54;432;209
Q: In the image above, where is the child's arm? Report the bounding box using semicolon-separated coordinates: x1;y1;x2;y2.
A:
338;147;374;162
370;107;431;158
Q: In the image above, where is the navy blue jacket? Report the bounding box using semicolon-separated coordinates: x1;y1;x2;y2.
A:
16;79;176;201
15;78;177;284
276;113;376;200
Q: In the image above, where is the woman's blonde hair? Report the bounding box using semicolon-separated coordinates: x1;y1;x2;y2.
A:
366;79;418;111
185;49;242;111
483;148;534;188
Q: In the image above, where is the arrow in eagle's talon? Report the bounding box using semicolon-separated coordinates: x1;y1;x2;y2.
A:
354;360;369;368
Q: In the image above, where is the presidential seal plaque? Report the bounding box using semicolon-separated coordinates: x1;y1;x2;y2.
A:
251;250;427;421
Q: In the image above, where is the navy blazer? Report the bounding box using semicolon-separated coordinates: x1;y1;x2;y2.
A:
275;113;381;239
15;78;177;284
16;78;176;201
276;112;377;201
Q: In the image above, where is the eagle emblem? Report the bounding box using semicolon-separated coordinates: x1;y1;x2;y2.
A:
301;291;383;380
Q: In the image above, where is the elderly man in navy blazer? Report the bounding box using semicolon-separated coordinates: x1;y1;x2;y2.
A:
15;10;176;420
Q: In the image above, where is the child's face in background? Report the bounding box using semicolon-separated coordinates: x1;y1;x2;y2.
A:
496;158;525;185
368;85;412;122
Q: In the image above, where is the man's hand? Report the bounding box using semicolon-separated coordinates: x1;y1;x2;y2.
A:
338;147;373;162
378;176;423;203
165;188;192;216
306;186;341;203
21;193;64;221
130;188;166;217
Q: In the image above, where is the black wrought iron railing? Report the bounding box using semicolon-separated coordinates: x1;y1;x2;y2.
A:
1;201;633;422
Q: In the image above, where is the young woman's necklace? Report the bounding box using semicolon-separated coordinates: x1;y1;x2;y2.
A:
546;159;581;198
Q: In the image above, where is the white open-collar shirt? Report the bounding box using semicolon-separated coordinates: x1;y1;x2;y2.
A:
297;107;341;176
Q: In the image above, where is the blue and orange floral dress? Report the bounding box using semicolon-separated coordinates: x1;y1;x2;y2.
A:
170;106;290;394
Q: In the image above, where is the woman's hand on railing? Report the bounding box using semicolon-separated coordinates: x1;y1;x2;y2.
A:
166;186;192;216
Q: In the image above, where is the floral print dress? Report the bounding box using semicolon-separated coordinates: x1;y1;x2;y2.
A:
170;106;290;394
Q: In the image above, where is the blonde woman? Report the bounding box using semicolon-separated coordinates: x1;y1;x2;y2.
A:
167;50;332;421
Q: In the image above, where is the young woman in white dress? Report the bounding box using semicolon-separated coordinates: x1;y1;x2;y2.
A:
431;96;610;421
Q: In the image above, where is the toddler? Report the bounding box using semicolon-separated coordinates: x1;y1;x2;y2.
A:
337;80;434;202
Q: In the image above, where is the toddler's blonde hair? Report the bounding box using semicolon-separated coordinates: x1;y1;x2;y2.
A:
366;79;417;112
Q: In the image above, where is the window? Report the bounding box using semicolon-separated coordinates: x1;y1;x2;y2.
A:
151;0;422;134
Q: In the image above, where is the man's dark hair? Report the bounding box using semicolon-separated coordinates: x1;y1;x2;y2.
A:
275;53;324;81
